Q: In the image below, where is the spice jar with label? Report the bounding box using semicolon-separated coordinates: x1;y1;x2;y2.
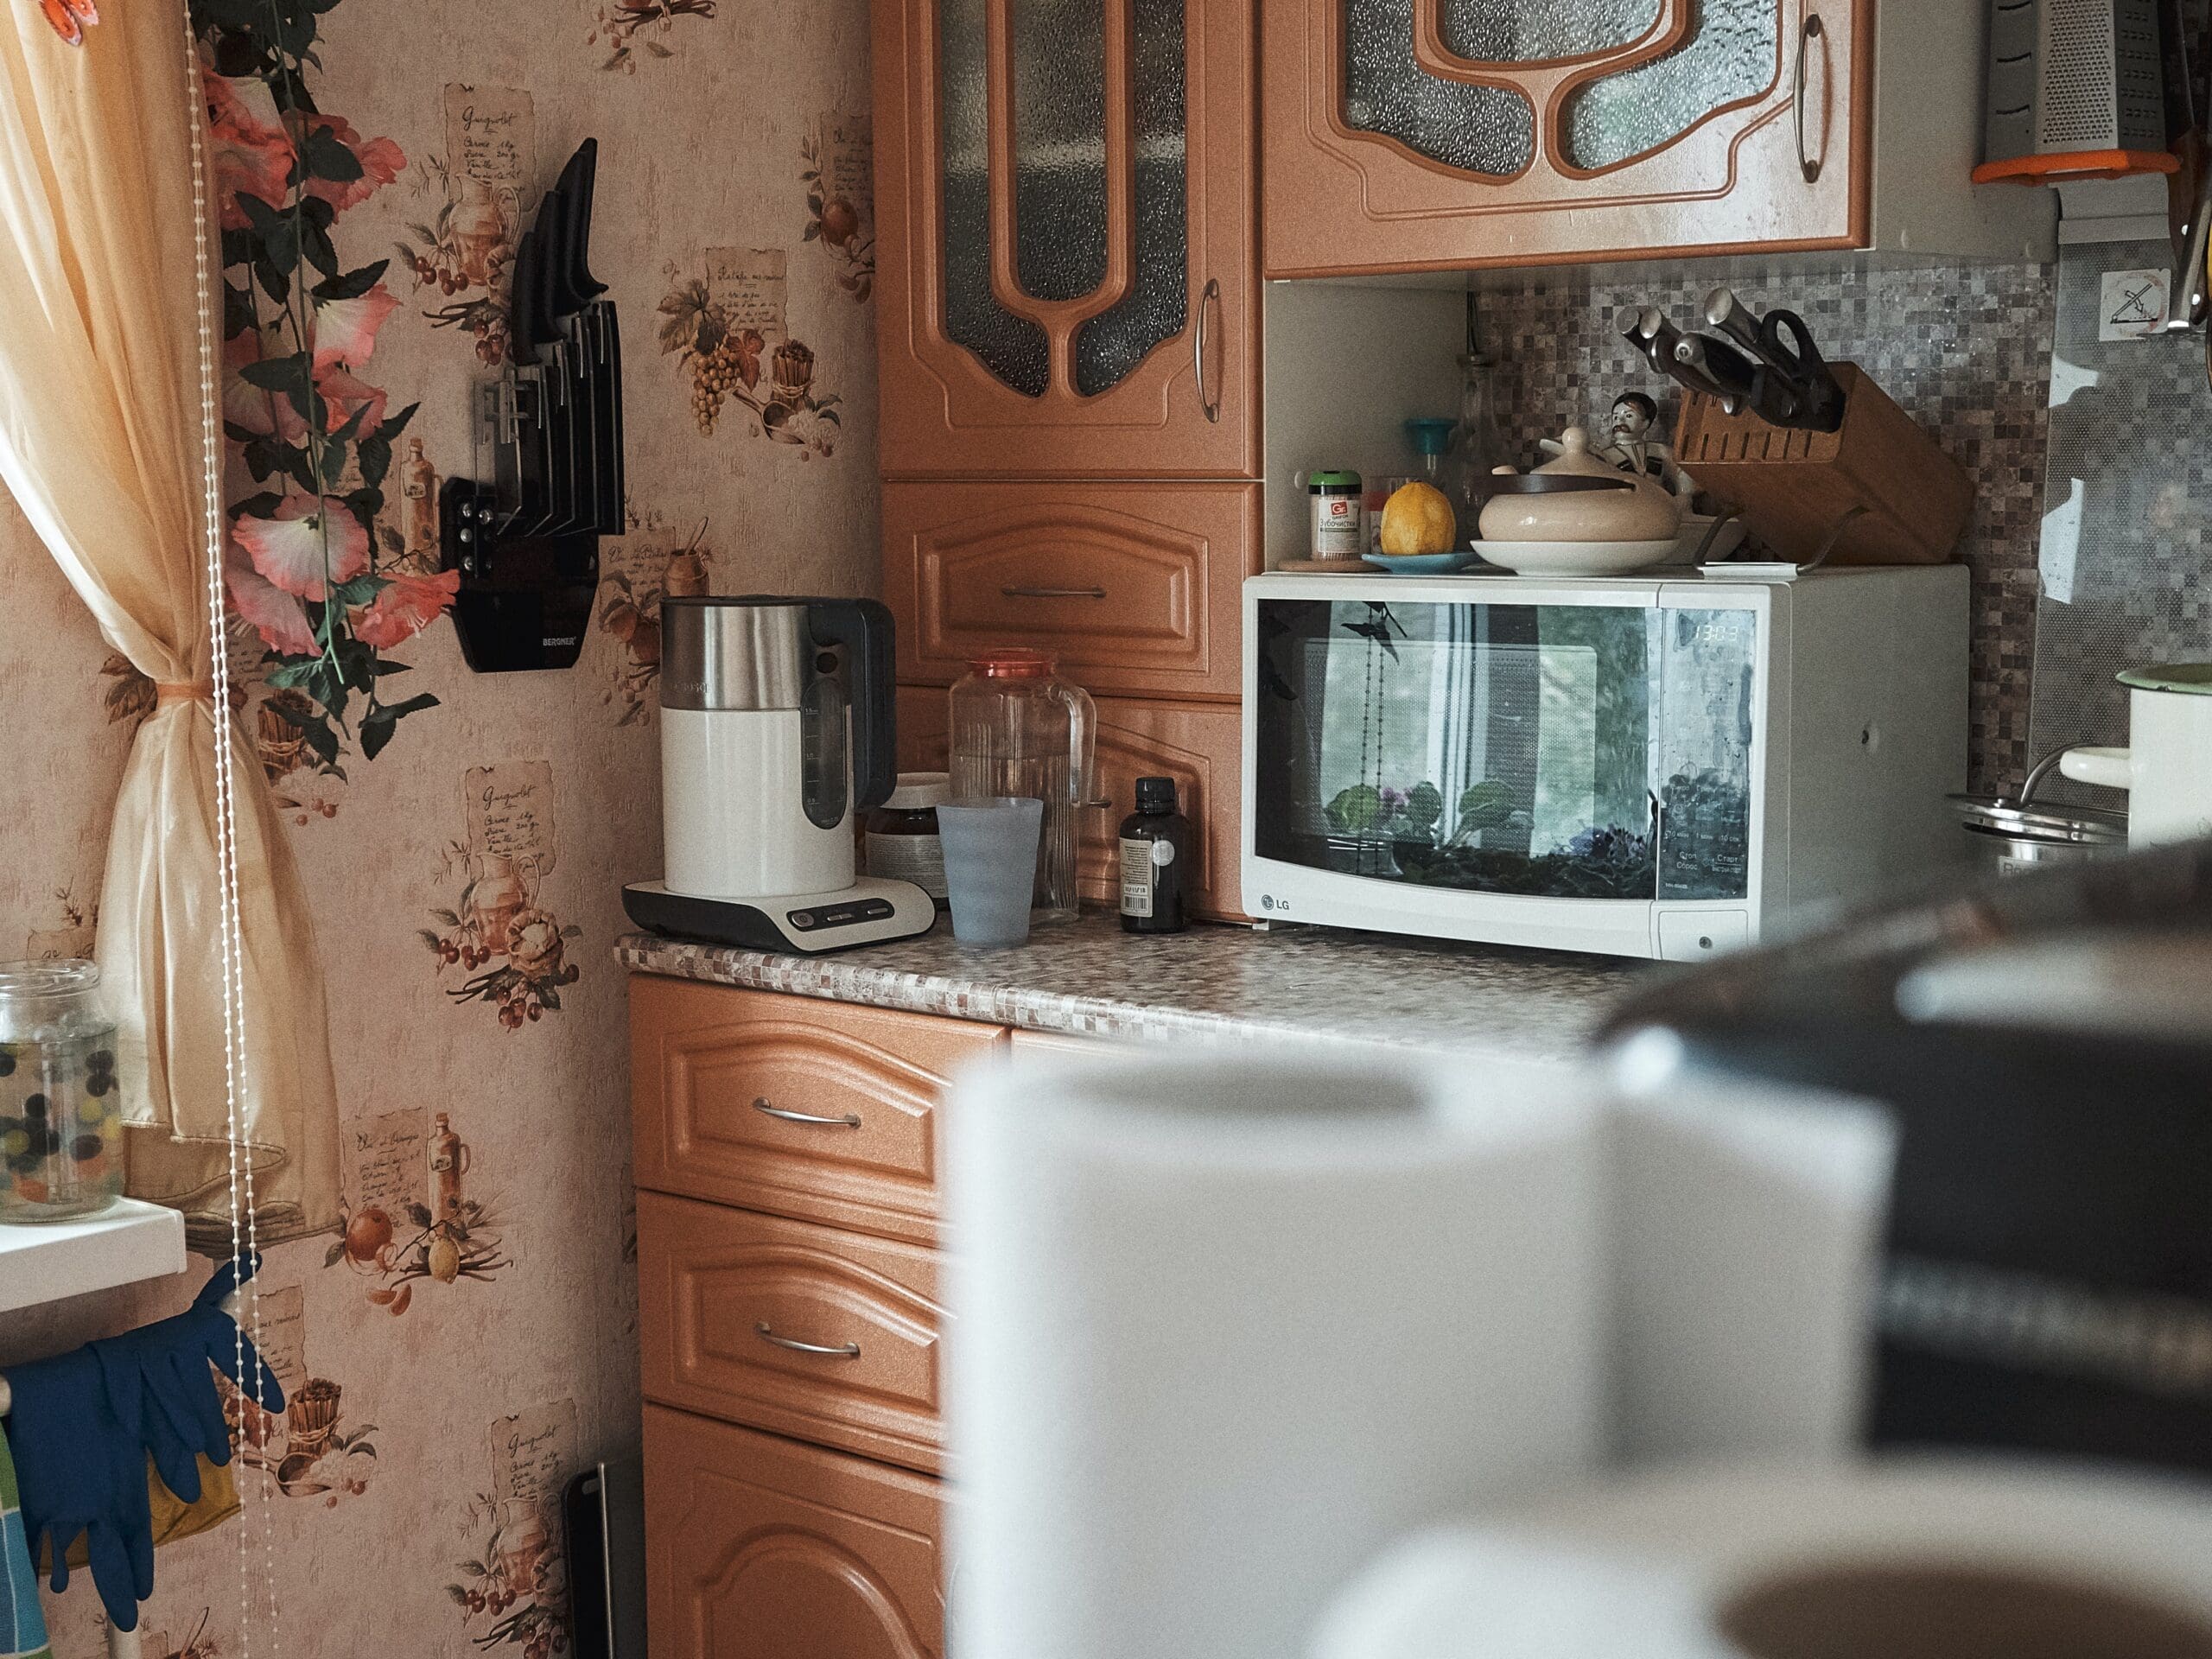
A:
1306;470;1363;563
866;772;951;909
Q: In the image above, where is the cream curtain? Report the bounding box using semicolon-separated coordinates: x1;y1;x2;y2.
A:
0;0;339;1242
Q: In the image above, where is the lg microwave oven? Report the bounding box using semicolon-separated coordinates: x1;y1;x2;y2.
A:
1242;567;1968;961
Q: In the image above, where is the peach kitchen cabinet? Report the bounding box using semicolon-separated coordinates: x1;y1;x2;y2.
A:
636;981;1002;1657
871;0;1259;480
883;479;1259;700
644;1405;946;1659
1262;1;2052;277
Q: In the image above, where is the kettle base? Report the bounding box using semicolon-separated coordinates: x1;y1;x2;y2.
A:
621;877;937;956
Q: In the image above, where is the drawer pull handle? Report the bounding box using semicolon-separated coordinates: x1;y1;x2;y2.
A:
1793;13;1825;184
1001;585;1107;600
755;1322;861;1359
753;1096;861;1129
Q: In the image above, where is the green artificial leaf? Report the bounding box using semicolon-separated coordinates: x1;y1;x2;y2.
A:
311;258;389;302
340;484;384;528
373;657;412;677
300;123;364;184
228;489;288;521
300;216;339;278
223;280;258;339
330;573;383;609
375;402;419;442
237;353;309;394
356;434;391;491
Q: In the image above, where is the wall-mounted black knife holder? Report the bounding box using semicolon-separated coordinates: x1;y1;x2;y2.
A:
441;137;626;673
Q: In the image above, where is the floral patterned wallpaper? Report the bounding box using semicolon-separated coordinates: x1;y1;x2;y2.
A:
0;0;877;1652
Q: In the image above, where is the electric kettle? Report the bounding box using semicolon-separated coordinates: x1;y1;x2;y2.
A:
623;596;937;953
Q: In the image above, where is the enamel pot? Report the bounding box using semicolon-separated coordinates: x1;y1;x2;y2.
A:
2059;664;2212;846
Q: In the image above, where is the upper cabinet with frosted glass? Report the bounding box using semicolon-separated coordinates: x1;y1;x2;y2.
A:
873;0;1257;478
1263;1;2054;276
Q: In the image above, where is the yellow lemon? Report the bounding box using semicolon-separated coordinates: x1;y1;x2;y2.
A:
1378;481;1458;556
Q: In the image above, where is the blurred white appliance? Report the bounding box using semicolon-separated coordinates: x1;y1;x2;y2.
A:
622;595;934;953
1243;566;1967;960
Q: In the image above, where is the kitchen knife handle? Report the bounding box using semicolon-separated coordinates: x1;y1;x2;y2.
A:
557;138;607;300
534;188;575;336
1795;13;1826;184
507;230;543;366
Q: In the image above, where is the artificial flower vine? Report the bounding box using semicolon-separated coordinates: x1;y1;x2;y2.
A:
194;0;455;768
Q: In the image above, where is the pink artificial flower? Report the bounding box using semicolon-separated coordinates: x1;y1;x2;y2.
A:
224;545;318;657
301;115;404;216
232;493;369;601
202;68;295;232
315;365;388;436
224;328;307;442
313;284;398;372
351;571;461;650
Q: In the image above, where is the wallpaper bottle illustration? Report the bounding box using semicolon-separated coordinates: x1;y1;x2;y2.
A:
431;1112;472;1224
401;437;439;571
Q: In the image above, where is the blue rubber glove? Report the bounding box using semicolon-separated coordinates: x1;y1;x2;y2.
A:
0;1345;154;1631
96;1255;285;1506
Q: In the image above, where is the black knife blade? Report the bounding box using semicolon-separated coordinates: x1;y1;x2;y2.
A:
543;167;605;537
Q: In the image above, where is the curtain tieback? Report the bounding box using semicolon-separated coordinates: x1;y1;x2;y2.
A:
156;680;216;707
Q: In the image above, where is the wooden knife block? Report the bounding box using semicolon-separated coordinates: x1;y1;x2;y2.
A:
1674;363;1973;566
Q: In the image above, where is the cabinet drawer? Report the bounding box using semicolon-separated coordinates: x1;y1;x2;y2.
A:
885;480;1256;701
896;692;1248;923
639;1192;945;1473
632;981;1007;1244
644;1404;944;1659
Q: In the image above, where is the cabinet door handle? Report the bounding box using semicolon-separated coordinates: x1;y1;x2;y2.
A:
753;1096;861;1128
1001;585;1107;600
1193;276;1223;423
1794;13;1825;184
754;1322;861;1358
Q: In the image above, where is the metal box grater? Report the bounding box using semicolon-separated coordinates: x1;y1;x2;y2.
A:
1985;0;2168;163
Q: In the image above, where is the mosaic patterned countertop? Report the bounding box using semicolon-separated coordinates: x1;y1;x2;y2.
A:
616;912;1649;1064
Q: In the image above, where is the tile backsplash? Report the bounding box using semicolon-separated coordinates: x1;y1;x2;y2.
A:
1474;260;2057;794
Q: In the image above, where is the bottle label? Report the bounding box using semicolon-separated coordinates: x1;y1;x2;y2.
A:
866;832;948;900
1119;838;1154;918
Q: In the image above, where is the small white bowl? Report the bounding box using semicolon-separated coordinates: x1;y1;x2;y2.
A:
1471;538;1681;577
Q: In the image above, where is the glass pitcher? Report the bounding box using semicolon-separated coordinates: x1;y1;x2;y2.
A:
949;650;1096;923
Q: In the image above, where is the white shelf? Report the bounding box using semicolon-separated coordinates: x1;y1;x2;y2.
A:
0;1198;188;1313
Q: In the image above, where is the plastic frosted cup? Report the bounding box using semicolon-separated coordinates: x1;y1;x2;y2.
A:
937;797;1046;948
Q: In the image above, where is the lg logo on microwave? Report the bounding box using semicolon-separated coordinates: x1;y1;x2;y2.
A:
1260;895;1289;913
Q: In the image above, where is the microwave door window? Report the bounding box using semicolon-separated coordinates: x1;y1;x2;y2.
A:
1253;599;1660;901
1656;608;1756;901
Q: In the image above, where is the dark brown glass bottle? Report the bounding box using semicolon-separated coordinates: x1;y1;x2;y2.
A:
1118;776;1192;934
